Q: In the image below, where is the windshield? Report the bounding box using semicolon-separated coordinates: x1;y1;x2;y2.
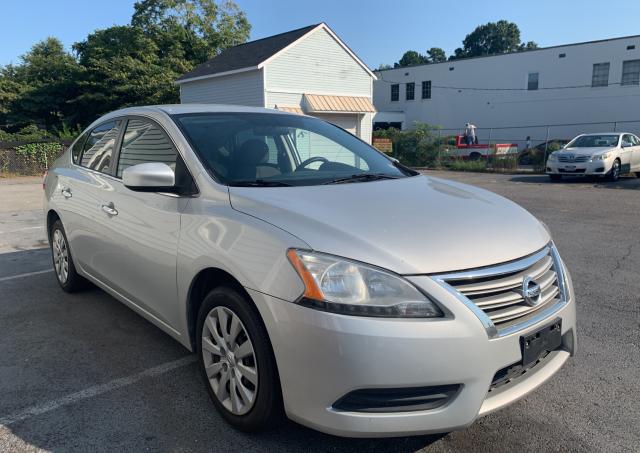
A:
567;135;619;148
172;112;413;186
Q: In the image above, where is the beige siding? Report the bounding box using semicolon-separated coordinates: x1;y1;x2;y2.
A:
359;112;373;144
264;28;371;96
265;91;303;110
180;70;264;106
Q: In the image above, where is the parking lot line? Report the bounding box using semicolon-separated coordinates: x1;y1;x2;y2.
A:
0;355;197;426
0;269;52;283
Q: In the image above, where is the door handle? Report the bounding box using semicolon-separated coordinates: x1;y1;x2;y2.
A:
61;187;72;198
101;203;118;216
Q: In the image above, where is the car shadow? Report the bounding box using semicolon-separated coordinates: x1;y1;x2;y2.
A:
508;174;640;189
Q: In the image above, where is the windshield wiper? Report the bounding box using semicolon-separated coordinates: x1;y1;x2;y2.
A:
322;173;399;185
230;179;293;187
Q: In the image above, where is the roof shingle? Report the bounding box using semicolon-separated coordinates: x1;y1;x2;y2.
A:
177;24;320;82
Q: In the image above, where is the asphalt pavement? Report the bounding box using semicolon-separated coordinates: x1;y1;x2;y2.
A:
0;172;638;452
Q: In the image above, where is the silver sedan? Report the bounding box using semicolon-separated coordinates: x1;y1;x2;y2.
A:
44;105;576;437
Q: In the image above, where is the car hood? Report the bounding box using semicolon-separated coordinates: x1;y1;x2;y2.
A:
228;175;550;274
559;146;614;156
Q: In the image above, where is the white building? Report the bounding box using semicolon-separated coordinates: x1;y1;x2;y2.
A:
373;35;640;143
177;23;376;143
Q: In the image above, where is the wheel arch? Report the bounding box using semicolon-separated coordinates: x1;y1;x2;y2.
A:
186;267;256;351
46;209;61;243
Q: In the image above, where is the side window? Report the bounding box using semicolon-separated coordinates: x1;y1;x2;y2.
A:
622;135;633;147
70;132;89;164
630;135;640;146
117;118;177;177
79;121;122;173
390;84;399;102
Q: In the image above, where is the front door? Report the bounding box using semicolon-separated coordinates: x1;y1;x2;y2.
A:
96;117;187;328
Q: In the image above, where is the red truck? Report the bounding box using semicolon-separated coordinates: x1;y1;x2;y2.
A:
449;135;518;160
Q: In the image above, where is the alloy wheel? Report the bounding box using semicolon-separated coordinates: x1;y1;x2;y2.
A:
52;229;69;284
612;160;620;180
201;306;258;415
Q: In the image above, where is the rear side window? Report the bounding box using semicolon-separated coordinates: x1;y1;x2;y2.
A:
79;121;122;173
70;132;89;164
116;118;177;177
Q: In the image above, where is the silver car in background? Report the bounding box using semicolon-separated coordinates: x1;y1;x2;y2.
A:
44;105;576;437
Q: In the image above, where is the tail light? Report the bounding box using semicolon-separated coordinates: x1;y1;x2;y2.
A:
42;170;48;190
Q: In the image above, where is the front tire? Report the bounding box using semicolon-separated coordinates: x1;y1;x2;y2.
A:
608;159;621;181
50;220;86;292
196;287;282;432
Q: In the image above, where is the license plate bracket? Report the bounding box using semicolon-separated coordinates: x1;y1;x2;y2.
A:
520;319;562;368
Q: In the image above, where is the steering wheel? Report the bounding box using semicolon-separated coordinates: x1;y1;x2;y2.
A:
296;156;329;170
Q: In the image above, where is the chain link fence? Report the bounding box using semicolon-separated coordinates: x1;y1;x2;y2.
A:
0;141;69;176
375;119;640;173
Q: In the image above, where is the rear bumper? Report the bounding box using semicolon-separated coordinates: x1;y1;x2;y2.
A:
247;271;577;438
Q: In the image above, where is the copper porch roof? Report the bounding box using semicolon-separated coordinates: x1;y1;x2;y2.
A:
304;94;376;113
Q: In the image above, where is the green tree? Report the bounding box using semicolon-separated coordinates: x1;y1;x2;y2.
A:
68;0;251;126
426;47;446;63
71;26;179;125
376;63;392;71
7;38;80;130
451;20;537;59
394;50;428;68
131;0;251;63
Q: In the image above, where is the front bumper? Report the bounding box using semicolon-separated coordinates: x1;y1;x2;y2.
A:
247;271;576;438
546;159;611;175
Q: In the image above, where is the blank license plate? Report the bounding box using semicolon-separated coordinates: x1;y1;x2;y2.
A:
564;165;576;171
520;320;562;368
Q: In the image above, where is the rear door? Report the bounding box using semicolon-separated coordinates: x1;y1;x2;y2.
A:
59;120;124;276
620;134;634;172
630;134;640;170
95;116;192;328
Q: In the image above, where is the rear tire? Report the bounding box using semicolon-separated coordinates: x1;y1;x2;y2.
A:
469;152;482;161
549;174;562;181
196;287;283;432
50;220;87;292
608;159;621;181
635;172;640;178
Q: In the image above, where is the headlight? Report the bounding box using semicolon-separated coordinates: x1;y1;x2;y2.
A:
548;153;558;161
287;249;443;318
590;152;611;161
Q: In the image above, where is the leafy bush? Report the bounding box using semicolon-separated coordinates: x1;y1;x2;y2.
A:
14;142;64;168
489;154;518;172
447;159;487;172
373;122;448;167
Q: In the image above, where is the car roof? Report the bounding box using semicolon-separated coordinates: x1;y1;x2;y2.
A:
578;132;625;136
106;104;294;117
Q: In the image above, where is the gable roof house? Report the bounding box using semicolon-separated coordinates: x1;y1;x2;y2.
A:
177;23;377;143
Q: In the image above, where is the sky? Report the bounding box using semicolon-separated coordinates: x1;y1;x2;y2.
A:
2;0;640;68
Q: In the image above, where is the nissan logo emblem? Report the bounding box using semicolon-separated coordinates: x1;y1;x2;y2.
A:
522;276;542;306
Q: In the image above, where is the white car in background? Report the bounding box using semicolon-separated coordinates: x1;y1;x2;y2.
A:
546;132;640;181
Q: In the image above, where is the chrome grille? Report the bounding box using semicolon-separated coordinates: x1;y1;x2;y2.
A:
434;245;567;337
557;154;589;163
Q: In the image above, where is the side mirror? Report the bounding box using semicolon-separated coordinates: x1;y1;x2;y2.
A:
123;162;176;192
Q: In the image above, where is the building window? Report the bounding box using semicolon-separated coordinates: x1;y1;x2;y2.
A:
527;72;539;90
422;81;432;99
559;53;566;58
627;45;636;50
406;82;415;100
391;84;399;101
621;59;640;85
591;62;610;87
